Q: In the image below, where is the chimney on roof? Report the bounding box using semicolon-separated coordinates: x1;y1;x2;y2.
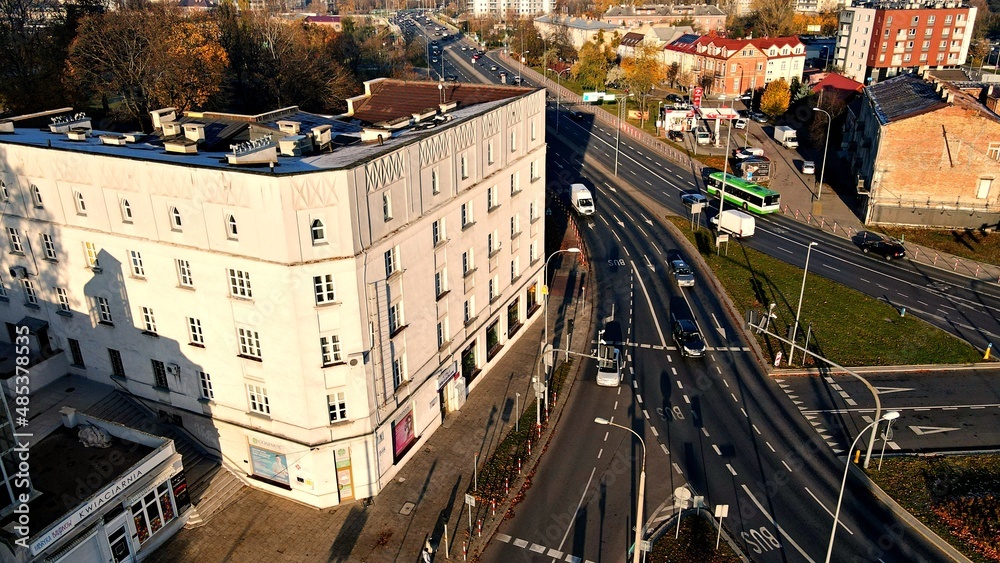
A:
183;123;206;143
150;108;177;130
278;120;301;135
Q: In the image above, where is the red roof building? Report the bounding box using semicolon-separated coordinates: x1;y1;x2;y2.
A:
664;34;806;97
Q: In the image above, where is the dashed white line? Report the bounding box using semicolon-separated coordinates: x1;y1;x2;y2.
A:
713;444;722;455
683;395;691;404
726;464;738;476
701;427;710;437
782;460;793;472
752;424;761;435
597;448;603;459
766;442;776;452
732;393;739;403
672;462;684;475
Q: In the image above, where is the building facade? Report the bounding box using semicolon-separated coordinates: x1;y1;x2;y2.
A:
467;0;554;16
534;15;621;50
602;4;727;33
664;35;806;96
0;79;548;509
835;0;977;84
842;73;1000;227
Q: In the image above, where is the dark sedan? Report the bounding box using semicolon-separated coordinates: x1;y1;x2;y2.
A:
860;237;906;260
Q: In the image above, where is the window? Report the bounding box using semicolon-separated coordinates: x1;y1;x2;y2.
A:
390;355;406;388
912;15;919;24
384;246;400;277
198;371;214;400
463;249;474;275
435;269;448;297
21;280;36;306
328;391;348;423
121;199;133;222
130;482;176;545
460;154;469;179
0;180;7;201
530;161;539;181
464;296;475;323
530;240;538;263
74;192;87;215
530;200;538;222
511;173;520;195
977;178;993;199
151;360;168;389
311;219;326;244
488;186;498;210
176;260;194;288
488;229;500;255
511;256;520;281
247;384;270;414
531;120;536;141
56;287;70;312
109;349;125;377
432;218;446;246
511;214;520;238
30;185;42;207
129;250;145;277
169;207;183;230
238;327;262;359
989;143;1000;161
945;15;952;24
141;306;157;334
388;302;404;334
437;319;449;348
431;168;440;195
314;274;336;304
41;234;56;260
97;296;113;324
226;215;238;239
320;335;342;366
85;242;99;269
7;228;22;254
489;275;499;301
188;317;204;345
228;269;252;298
487;140;495;164
510;131;517;152
68;339;84;367
382;192;393;222
461;202;474;227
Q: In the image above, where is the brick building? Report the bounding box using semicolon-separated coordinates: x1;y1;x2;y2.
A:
842;73;1000;228
664;35;806;97
835;0;977;84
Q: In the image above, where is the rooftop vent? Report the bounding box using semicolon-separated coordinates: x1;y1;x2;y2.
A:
100;134;129;146
123;132;143;143
163;138;198;154
439;101;458;112
277;120;301;135
278;134;312;156
183;123;206;143
375;115;413;130
361;127;391;144
163;122;183;137
311;125;333;150
150;108;177;130
66;128;89;142
412;108;437;122
0;120;12;134
228;135;277;165
49;113;92;134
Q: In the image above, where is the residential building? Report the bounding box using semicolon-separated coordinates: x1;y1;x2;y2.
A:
617;25;694;59
534;15;620;50
810;71;865;105
467;0;554;16
835;0;978;84
602;4;727;33
664;35;806;96
841;73;1000;227
794;0;841;13
0;78;548;509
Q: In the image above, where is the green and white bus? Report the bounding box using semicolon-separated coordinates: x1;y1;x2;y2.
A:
705;172;780;214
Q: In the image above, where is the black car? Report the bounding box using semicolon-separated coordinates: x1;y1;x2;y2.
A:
570;110;585;120
667;130;684;142
666;93;683;103
859;236;906;260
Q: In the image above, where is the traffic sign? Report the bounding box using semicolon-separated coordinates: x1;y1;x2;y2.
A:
465;494;476;507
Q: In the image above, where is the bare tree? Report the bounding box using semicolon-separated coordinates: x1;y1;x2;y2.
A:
750;0;795;37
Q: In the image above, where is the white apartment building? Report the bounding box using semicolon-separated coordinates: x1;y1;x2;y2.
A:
467;0;553;16
0;78;548;509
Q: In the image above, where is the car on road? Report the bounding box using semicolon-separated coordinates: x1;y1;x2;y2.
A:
734;147;765;159
446;74;458;81
749;111;768;123
858;234;906;260
472;54;480;60
801;160;815;174
461;46;467;50
570;110;585;120
667;250;696;287
431;58;439;63
667;130;684;143
734;117;748;129
680;191;709;208
666;93;683;103
512;76;522;84
490;65;498;71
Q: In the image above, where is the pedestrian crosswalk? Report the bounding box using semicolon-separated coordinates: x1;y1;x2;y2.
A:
495;534;593;563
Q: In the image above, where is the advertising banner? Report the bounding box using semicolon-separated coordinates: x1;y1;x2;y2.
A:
692;87;704;108
392;409;416;462
582;92;606;103
250;445;290;485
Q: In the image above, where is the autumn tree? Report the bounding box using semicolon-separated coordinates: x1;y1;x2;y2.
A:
969;37;991;66
750;0;795;37
573;39;614;90
666;62;679;88
760;77;790;117
620;44;666;127
66;5;228;129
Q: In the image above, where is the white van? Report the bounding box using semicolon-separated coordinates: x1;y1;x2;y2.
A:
695;126;711;145
569;183;595;216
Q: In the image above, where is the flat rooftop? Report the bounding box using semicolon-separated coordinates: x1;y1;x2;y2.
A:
0;79;535;177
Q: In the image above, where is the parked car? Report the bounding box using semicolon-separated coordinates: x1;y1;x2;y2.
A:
666;93;683;103
749;111;768;123
667;250;696;287
734;117;748;130
446;74;458;82
801;160;815;174
734;147;765;159
667;130;684;143
680;191;709;208
859;235;906;260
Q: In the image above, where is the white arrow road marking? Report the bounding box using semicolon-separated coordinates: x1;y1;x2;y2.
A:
711;312;726;339
644;255;655;272
640;213;653;226
875;386;915;394
909;425;961;435
613;214;625;228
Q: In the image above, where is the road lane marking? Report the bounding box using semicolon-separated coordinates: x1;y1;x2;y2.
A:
752;424;761;435
701;427;709;436
597;448;602;459
530;543;546;553
726;464;737;475
766;442;775;452
713;444;722;455
661;444;669;455
782;460;793;472
514;538;528;548
804;487;854;535
498;533;511;542
556;467;596;553
741;485;817;562
630;261;667;346
672;462;684;475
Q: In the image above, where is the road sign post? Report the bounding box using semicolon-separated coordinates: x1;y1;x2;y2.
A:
674;487;692;539
714;504;730;550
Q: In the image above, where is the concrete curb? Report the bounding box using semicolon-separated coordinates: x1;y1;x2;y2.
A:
848;463;973;563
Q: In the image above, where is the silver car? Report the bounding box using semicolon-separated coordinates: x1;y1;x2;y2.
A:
668;250;695;287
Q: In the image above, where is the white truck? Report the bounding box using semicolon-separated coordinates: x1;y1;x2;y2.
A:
569;183;595;216
774;126;799;149
711;209;756;237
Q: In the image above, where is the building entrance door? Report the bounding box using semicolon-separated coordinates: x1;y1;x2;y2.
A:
106;510;135;563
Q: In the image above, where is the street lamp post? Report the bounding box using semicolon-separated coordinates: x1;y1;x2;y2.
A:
825;412;901;563
520;51;529;82
553;67;570;131
718;95;750;216
543;248;580;414
790;242;819;365
595;417;646;563
656;101;663;136
614;93;633;176
813;107;832;201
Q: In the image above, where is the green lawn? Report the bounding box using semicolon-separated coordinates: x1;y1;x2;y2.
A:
870;455;1000;563
668;217;985;366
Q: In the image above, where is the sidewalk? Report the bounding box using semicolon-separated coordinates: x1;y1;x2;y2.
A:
147;224;594;563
